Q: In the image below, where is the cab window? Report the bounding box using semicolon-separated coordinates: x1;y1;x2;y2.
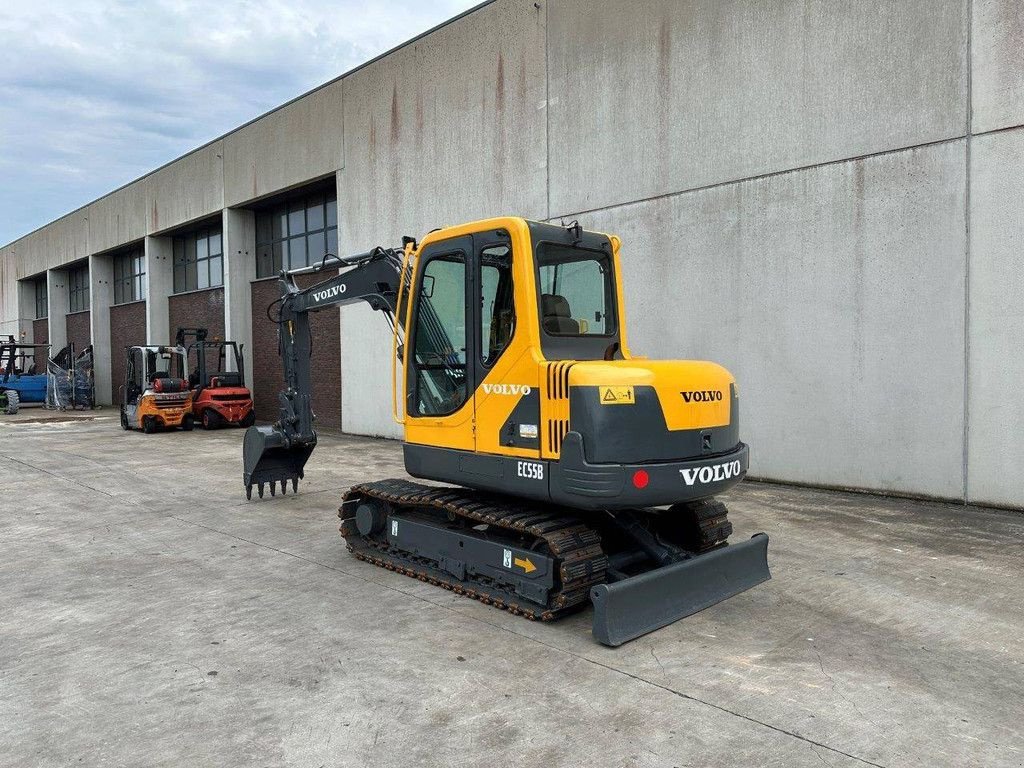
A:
480;245;514;366
536;243;616;337
412;255;467;416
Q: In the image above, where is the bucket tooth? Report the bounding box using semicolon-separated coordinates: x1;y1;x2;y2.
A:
291;478;298;493
269;481;276;497
258;483;265;498
281;481;288;495
245;484;252;501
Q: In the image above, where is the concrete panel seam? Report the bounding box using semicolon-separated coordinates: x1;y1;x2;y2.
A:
544;0;551;221
971;121;1024;139
549;135;969;222
963;0;973;506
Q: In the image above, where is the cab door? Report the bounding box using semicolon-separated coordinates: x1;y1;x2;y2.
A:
403;235;476;451
470;231;541;459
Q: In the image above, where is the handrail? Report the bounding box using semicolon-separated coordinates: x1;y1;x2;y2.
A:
391;243;415;425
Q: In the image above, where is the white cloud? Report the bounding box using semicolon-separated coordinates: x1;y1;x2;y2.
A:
0;0;481;244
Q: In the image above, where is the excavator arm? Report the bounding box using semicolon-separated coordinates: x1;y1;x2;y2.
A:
242;247;407;499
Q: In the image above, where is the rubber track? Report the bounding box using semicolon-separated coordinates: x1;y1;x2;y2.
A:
339;479;608;621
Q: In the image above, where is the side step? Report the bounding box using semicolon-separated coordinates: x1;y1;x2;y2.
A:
590;533;771;647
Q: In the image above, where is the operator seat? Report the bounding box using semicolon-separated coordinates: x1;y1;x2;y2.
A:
541;294;579;335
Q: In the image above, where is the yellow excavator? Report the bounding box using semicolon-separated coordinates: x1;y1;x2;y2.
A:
243;217;769;645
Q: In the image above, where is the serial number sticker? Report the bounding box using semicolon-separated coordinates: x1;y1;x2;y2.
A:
517;461;544;481
599;386;635;405
518;423;538;439
503;548;512;569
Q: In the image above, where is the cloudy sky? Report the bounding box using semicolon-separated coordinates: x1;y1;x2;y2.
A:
0;0;480;245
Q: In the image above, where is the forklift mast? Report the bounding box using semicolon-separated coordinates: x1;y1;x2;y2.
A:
175;327;245;389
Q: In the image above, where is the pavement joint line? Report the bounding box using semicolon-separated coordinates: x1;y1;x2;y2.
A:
163;510;889;768
0;452;118;500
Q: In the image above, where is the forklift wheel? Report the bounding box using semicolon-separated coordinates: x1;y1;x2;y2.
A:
142;416;156;434
240;410;255;428
202;409;220;430
182;414;195;431
120;409;130;431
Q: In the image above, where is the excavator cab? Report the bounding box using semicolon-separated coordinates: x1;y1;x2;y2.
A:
243;217;769;645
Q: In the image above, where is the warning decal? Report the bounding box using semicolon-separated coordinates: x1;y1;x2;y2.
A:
599;386;635;405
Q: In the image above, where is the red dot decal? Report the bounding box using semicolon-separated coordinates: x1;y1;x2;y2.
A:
632;470;649;489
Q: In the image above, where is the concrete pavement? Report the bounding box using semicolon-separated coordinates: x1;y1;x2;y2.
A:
1;411;1022;767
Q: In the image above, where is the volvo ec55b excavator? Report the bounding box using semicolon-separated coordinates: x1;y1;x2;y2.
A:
243;217;770;646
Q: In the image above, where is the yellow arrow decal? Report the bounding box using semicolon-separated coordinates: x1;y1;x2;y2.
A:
514;556;536;574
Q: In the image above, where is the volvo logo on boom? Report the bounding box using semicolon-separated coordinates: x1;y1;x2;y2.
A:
680;389;723;403
311;284;347;303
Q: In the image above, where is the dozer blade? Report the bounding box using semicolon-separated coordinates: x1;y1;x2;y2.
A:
242;425;316;499
590;533;770;647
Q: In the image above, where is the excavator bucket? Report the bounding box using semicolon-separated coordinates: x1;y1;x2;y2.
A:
590;533;770;647
242;425;316;499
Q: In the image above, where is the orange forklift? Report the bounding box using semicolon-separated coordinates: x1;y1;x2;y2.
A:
120;345;194;432
175;328;255;429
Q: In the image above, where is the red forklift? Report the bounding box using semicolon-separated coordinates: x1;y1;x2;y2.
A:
175;328;255;429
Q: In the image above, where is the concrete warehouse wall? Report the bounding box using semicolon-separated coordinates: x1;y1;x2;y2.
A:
1;0;1022;509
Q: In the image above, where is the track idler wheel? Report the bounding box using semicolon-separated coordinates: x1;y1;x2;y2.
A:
355;501;386;536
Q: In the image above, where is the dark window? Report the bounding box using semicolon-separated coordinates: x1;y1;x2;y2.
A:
536;243;616;337
412;255;467;416
255;191;338;278
113;247;146;305
34;278;47;319
479;245;515;366
173;227;223;293
68;264;90;313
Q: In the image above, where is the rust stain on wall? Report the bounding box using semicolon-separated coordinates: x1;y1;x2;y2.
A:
390;85;401;144
496;51;506;113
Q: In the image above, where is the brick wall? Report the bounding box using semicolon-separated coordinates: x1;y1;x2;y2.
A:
168;288;225;342
109;301;147;404
32;319;48;373
168;288;225;380
65;311;91;355
251;276;341;429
